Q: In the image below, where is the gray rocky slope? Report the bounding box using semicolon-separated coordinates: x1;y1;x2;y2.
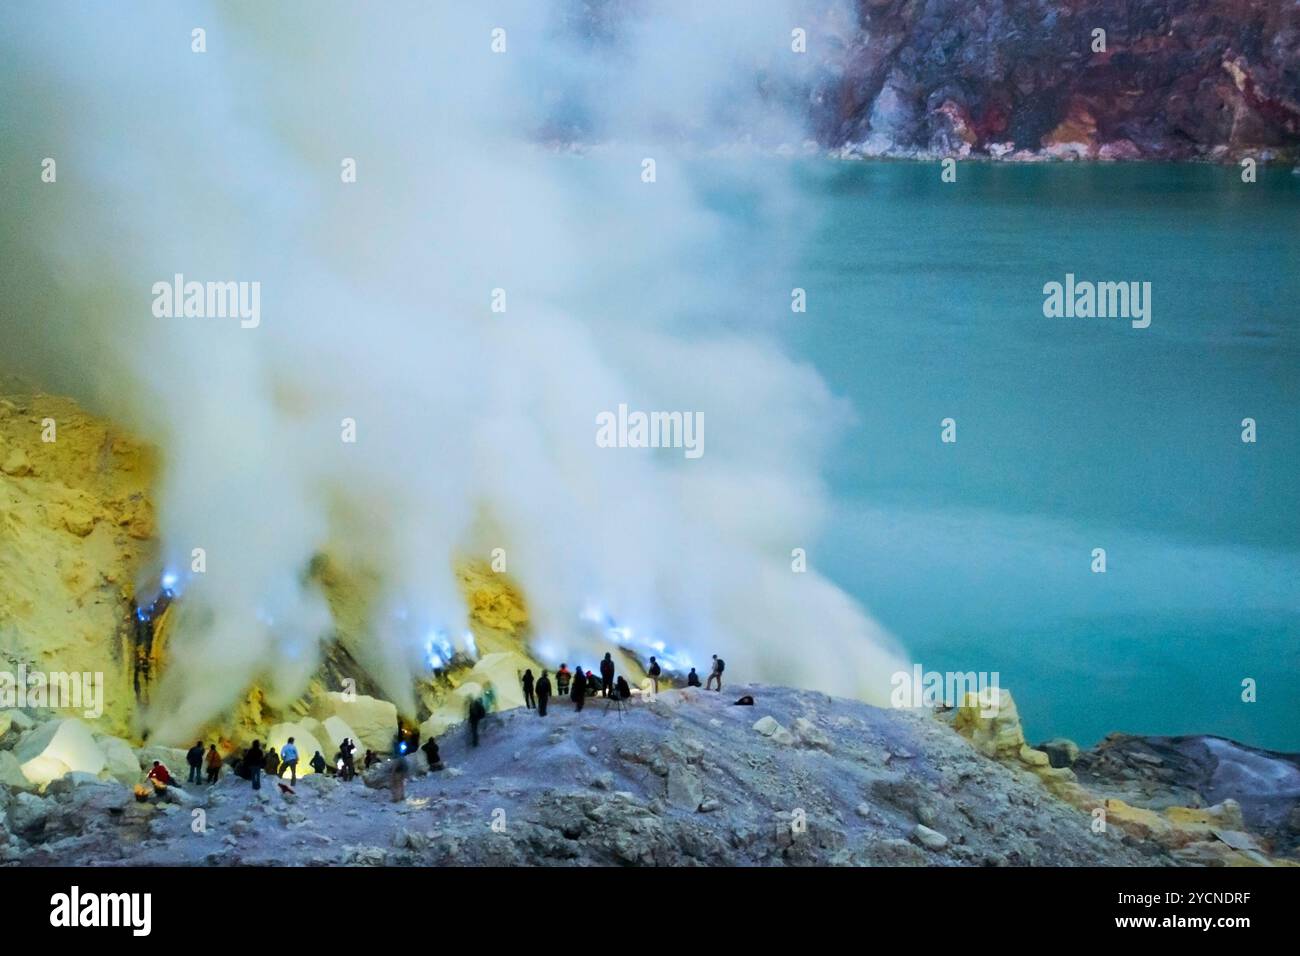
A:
6;684;1165;867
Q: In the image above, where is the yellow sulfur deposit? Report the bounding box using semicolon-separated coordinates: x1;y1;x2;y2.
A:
0;390;159;738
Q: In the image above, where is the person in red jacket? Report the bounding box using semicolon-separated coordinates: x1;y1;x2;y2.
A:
145;761;178;789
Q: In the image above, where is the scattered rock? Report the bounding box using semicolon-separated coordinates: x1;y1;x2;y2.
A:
0;752;37;792
393;827;428;850
752;716;780;737
312;693;399;752
1;448;31;476
1036;737;1080;768
1018;745;1051;768
15;718;106;787
44;771;104;794
9;792;51;836
94;734;143;784
751;716;795;745
62;504;97;536
792;717;831;750
1129;750;1164;766
665;765;704;811
2;710;36;733
342;845;388;865
135;746;188;775
912;824;949;850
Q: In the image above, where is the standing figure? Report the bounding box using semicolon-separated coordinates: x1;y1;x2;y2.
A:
522;669;536;709
536;669;552;716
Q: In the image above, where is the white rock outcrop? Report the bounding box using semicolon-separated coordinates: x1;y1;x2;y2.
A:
312;693;398;752
94;734;143;784
15;718;105;787
266;723;325;777
751;716;794;745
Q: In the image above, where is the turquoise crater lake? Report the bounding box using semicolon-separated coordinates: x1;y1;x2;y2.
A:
786;161;1300;751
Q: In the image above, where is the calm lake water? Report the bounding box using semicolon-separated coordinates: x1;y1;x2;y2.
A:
788;161;1300;751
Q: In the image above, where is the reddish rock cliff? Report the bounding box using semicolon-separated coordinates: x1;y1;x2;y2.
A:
812;0;1300;160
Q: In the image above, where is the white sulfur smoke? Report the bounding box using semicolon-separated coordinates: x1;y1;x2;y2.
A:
0;1;906;739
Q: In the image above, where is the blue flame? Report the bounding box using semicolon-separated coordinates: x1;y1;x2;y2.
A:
578;606;692;674
425;630;456;671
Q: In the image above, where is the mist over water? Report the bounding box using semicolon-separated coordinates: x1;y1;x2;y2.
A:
0;1;908;738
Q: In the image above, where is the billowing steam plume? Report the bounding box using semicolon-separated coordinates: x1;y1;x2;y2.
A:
0;1;906;739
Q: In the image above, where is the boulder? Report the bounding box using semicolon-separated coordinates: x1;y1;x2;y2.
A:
1018;745;1051;768
1102;798;1173;842
317;715;362;758
392;827;428;850
8;792;51;836
158;783;198;806
1166;800;1246;833
1;709;36;733
313;693;398;752
15;718;105;787
135;746;187;779
1036;737;1080;768
466;651;533;711
296;772;337;795
0;751;37;791
62;503;98;536
361;754;412;790
419;651;537;742
44;771;104;794
298;717;330;749
793;717;831;750
664;765;704;810
94;734;142;784
419;712;456;741
420;680;487;740
61;780;133;817
912;824;949;850
752;717;795;746
1;448;31;477
952;688;1025;759
266;723;325;777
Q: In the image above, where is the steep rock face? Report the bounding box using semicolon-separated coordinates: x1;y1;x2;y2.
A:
0;388;548;750
0;391;158;738
814;0;1300;161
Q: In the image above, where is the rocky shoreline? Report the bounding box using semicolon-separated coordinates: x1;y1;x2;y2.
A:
806;0;1300;165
